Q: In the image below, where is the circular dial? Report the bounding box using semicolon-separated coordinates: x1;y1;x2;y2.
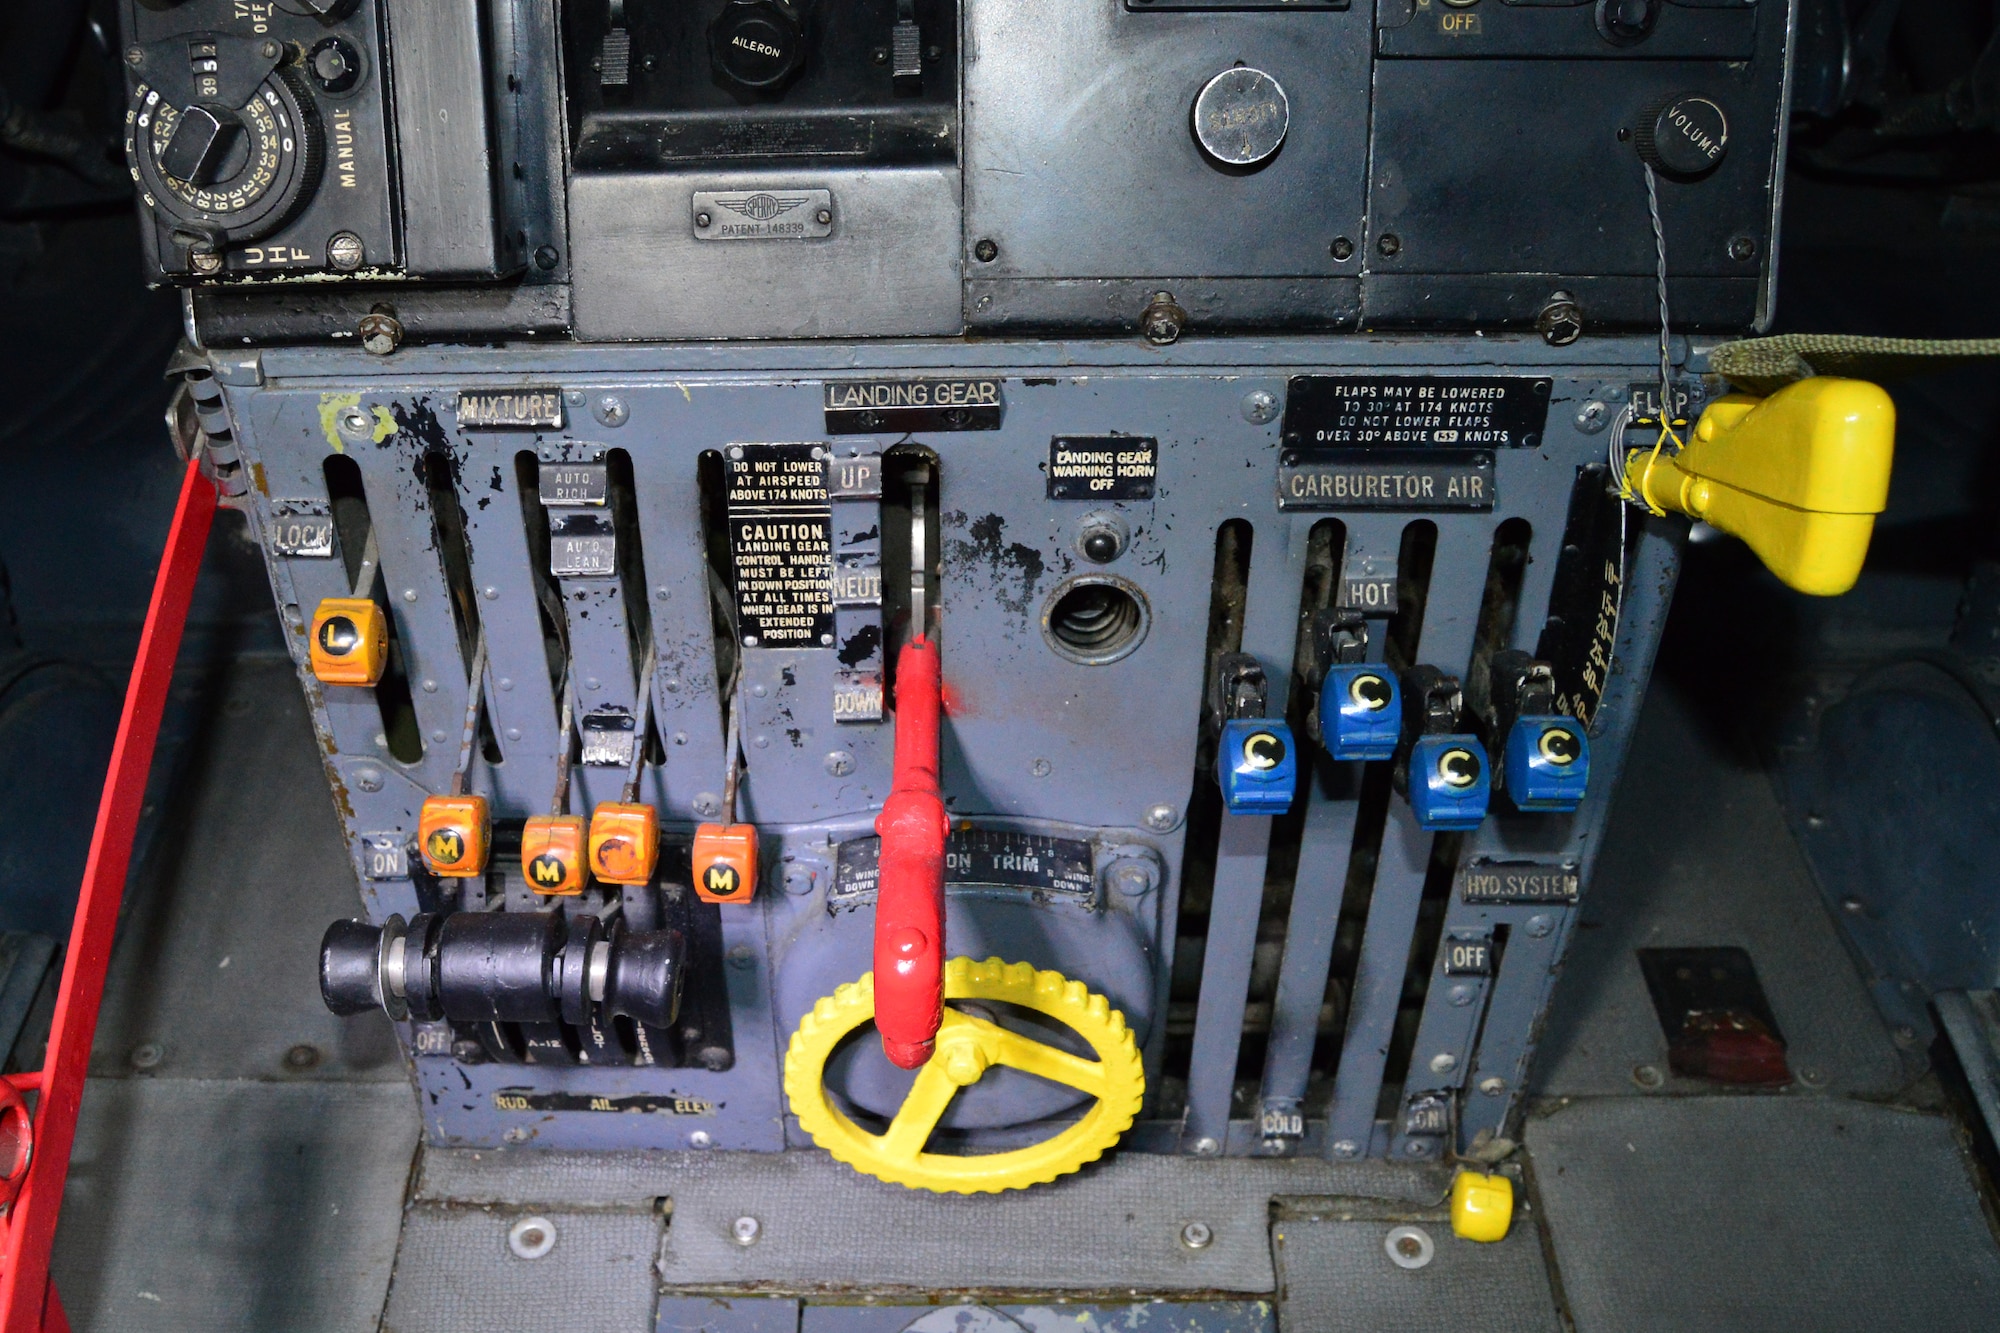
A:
126;67;322;254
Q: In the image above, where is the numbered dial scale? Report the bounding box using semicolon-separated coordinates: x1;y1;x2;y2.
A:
125;37;323;270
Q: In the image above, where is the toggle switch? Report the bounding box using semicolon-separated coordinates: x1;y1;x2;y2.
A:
419;793;490;878
1504;716;1590;812
693;823;759;903
1410;735;1490;831
588;802;659;886
1323;665;1401;762
523;814;588;896
1218;718;1297;816
309;597;387;686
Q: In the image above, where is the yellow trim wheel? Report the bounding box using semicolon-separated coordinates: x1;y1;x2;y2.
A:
784;956;1146;1193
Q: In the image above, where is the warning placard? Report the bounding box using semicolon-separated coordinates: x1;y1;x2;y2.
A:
726;445;833;648
1047;436;1159;500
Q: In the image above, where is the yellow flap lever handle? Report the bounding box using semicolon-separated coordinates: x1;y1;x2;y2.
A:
1628;377;1895;596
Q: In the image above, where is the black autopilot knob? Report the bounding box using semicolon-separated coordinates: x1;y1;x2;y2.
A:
1596;0;1660;44
709;0;810;93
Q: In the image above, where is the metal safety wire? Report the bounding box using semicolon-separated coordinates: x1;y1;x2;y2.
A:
1616;163;1683;517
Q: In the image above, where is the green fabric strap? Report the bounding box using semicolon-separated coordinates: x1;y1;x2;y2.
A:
1706;334;2000;396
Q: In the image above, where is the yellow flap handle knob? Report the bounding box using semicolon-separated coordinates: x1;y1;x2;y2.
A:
1450;1168;1515;1243
1628;376;1895;596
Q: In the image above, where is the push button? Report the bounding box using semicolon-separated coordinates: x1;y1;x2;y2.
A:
693;823;759;903
1409;735;1490;831
1504;716;1590;812
588;802;659;886
309;597;387;686
418;793;490;878
1218;718;1297;816
523;814;588;896
1322;664;1401;761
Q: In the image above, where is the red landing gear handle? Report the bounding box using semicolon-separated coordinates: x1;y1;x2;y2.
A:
873;637;948;1070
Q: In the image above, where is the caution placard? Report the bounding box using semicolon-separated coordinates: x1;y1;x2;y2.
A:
726;444;834;648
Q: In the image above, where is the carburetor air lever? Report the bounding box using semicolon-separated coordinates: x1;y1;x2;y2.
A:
874;636;948;1068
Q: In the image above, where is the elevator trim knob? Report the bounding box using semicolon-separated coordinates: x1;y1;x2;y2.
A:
1193;67;1290;170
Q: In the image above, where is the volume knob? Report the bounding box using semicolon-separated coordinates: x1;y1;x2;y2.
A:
1635;94;1730;179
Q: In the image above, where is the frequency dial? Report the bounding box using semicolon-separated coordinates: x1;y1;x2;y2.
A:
126;60;322;267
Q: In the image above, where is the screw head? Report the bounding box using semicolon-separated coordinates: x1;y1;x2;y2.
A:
451;1038;487;1064
1428;1052;1457;1074
816;208;833;226
130;1041;164;1071
1384;1225;1435;1270
593;395;629;427
1331;1139;1360;1159
1191;1136;1220;1156
283;1043;321;1070
261;39;283;60
508;1216;557;1260
1109;860;1157;897
1447;983;1475;1007
1728;234;1758;262
689;1129;714;1148
534;244;560;270
1537;299;1585;347
1479;1076;1507;1096
1376;233;1402;258
353;766;384;793
696;211;713;228
125;46;144;67
1524;913;1555;939
1144;804;1180;832
326;232;365;271
1031;758;1052;777
825;750;855;777
974;238;999;263
731;1215;761;1246
1632;1063;1666;1089
359;311;403;356
1180;1221;1214;1250
693;793;722;818
189;250;223;275
1574;400;1611;434
1241;390;1279;425
1142;306;1184;346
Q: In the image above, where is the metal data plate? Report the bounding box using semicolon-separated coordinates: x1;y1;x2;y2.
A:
1457;859;1580;904
692;189;833;241
831;829;1095;904
268;501;334;557
1278;448;1495;511
539;461;608;506
1281;376;1552;449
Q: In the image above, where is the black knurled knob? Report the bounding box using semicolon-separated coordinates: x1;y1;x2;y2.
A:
1635;94;1730;179
709;0;809;93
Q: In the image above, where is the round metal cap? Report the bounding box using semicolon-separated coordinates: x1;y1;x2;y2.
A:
1192;67;1290;169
